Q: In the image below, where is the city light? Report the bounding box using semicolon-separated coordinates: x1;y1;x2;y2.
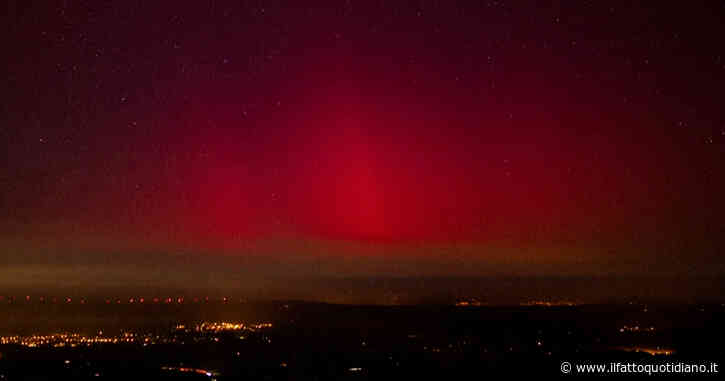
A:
0;321;273;349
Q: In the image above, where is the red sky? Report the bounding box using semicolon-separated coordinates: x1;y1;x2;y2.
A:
1;1;724;293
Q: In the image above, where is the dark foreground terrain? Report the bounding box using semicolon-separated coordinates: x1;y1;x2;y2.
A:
0;301;723;379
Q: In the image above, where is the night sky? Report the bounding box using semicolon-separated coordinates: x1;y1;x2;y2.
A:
2;1;724;295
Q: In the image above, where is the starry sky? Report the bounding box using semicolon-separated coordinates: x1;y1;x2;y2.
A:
2;1;724;294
